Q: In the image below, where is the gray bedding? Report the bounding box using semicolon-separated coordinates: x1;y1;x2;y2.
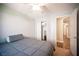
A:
0;38;53;56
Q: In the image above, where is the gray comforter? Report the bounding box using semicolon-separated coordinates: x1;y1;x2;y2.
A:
0;38;53;56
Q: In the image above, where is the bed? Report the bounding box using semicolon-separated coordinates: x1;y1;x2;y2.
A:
0;34;53;56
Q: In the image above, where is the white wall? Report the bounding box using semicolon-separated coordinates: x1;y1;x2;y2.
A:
0;12;2;38
0;6;35;40
35;19;41;40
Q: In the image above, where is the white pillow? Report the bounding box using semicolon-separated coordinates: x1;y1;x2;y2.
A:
6;37;10;42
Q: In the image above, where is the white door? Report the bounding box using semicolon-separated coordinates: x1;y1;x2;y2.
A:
70;9;77;56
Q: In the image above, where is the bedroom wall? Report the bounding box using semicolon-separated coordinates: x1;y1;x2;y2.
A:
0;4;6;43
35;19;41;40
0;4;35;42
0;12;2;43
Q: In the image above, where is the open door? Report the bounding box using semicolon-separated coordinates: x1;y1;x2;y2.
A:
70;9;77;56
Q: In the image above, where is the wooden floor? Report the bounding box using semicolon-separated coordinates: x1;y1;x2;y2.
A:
53;47;72;56
63;37;70;49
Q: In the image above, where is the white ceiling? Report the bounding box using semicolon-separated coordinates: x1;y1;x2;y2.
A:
5;3;79;20
44;3;77;12
6;3;78;13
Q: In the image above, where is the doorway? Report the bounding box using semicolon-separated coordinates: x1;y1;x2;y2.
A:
56;16;70;49
41;21;47;41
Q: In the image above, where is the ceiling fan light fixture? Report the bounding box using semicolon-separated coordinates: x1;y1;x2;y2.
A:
29;3;47;11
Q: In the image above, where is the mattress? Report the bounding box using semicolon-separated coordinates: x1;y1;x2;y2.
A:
0;38;53;56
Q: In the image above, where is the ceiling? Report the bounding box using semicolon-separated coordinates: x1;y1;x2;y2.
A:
44;3;78;12
4;3;79;20
6;3;78;12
